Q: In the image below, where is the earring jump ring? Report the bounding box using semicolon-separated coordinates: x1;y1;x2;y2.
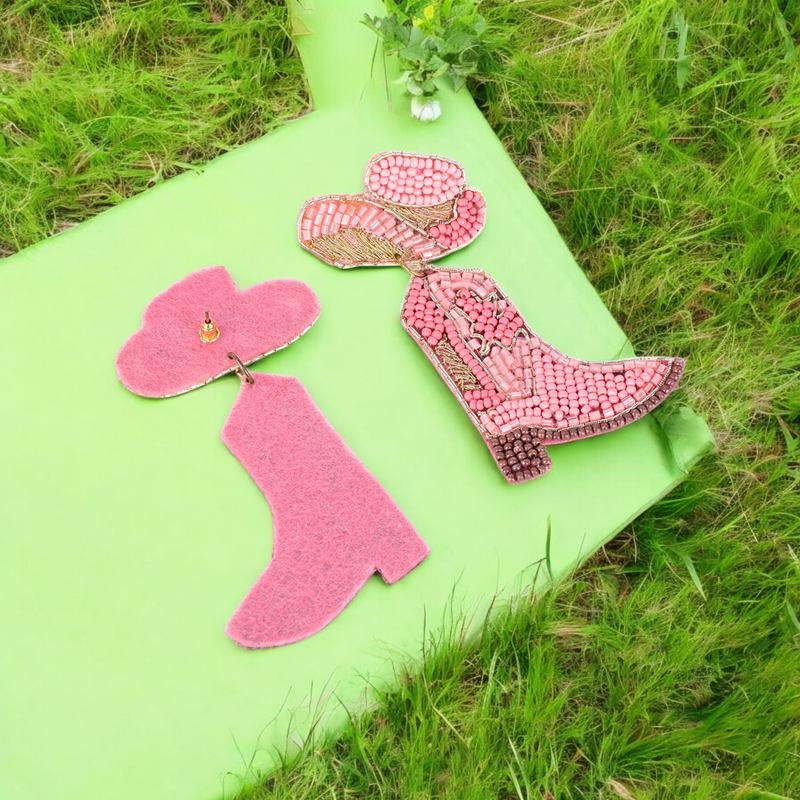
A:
400;257;428;278
227;352;255;385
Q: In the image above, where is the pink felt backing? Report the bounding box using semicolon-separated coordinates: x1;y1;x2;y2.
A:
222;373;430;648
116;267;320;397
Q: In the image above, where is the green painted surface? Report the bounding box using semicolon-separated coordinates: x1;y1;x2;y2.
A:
0;2;713;799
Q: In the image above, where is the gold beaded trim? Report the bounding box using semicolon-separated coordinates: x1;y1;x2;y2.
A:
379;198;456;231
307;228;409;267
433;339;482;393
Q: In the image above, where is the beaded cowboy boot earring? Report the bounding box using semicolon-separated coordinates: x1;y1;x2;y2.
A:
116;267;429;648
298;152;684;485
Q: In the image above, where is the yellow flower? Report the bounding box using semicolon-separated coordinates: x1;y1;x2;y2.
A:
413;5;435;28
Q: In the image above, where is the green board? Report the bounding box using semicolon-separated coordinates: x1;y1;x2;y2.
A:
0;2;713;799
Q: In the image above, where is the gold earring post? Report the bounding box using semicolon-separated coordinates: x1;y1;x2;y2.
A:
199;310;220;343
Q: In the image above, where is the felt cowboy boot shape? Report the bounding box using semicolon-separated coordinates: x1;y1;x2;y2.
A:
298;152;684;485
116;267;429;648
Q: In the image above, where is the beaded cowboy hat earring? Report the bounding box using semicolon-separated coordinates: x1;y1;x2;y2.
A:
298;152;684;485
116;267;428;648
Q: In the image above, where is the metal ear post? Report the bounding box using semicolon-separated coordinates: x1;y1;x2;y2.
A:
199;310;220;343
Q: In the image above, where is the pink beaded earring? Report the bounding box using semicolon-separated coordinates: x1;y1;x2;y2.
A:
298;152;684;485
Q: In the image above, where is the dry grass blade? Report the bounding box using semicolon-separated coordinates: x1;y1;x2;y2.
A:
606;778;636;800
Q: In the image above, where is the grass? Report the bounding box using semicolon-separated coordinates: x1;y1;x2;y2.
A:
2;0;799;798
0;0;308;255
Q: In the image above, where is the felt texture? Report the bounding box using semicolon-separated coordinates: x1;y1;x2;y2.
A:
116;266;427;648
116;266;320;397
223;373;429;648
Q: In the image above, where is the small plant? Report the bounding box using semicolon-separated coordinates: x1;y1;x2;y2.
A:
363;0;490;121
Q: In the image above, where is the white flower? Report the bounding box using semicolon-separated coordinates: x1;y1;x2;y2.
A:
411;96;441;122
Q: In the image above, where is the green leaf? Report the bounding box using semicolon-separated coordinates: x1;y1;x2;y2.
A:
367;0;490;93
421;78;437;94
382;0;412;25
450;60;477;75
426;54;449;78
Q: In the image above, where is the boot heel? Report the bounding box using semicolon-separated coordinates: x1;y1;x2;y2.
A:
374;530;430;585
485;429;552;485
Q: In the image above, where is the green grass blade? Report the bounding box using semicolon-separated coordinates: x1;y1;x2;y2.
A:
787;601;800;634
674;8;691;89
677;551;707;600
777;418;798;453
544;514;554;583
771;0;796;63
